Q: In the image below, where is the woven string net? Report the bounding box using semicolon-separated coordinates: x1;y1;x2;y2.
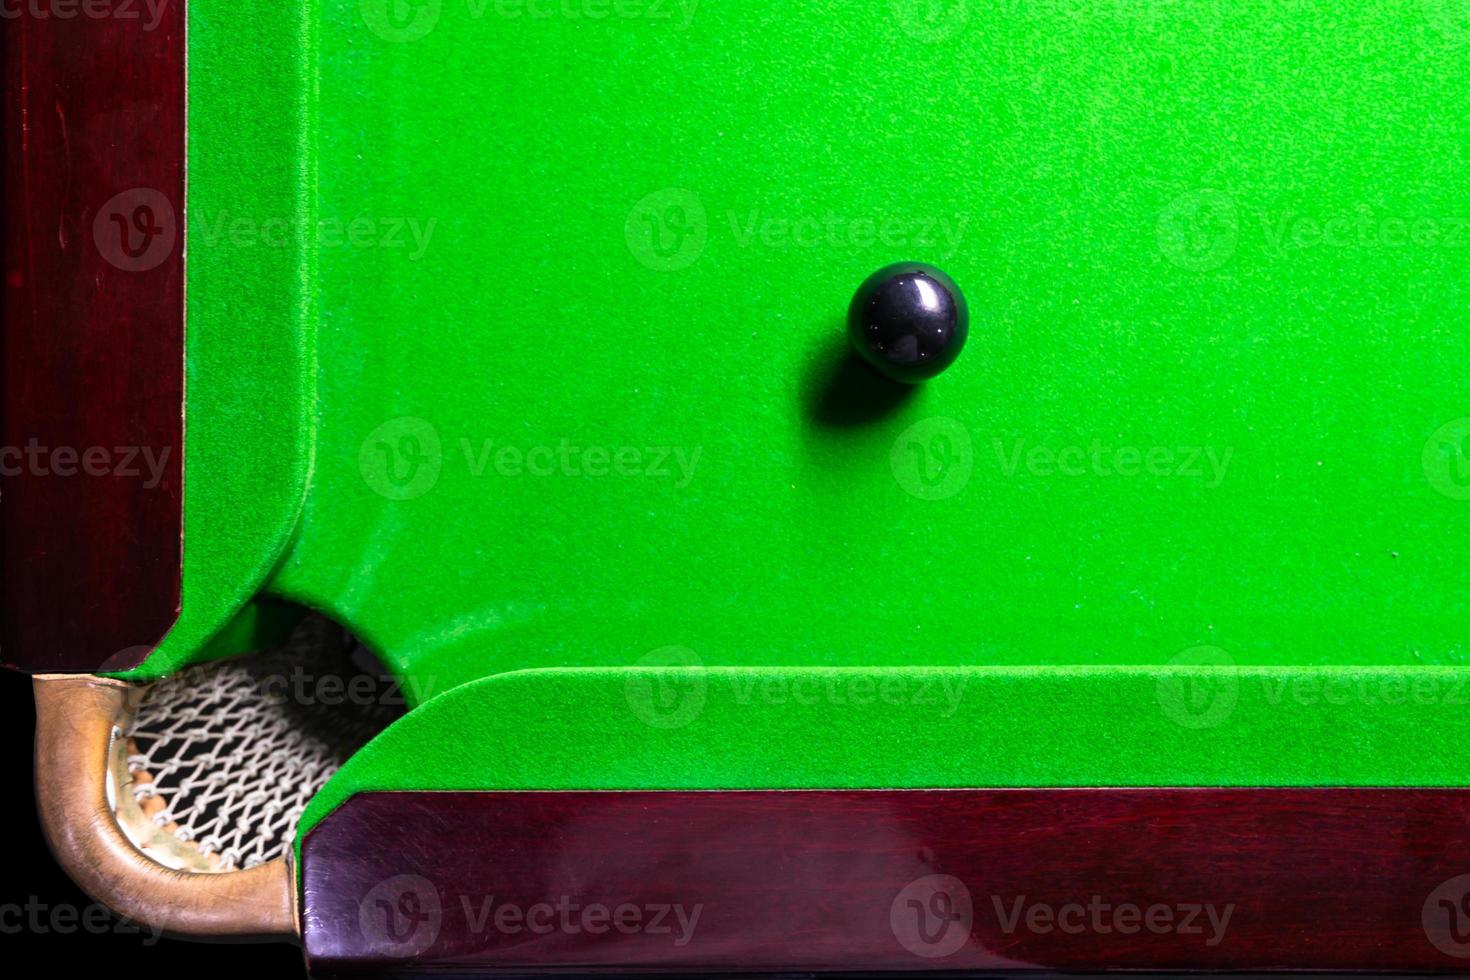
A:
123;617;403;871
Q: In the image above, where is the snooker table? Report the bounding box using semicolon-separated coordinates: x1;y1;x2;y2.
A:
8;0;1470;973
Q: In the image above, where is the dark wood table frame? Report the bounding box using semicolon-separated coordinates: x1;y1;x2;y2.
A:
302;789;1470;976
2;0;186;672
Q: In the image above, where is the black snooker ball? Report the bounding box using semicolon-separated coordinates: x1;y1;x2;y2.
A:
847;263;968;384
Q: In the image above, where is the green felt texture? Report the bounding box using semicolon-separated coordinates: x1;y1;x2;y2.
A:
193;598;306;662
114;0;316;678
251;1;1470;697
132;0;1470;803
297;662;1470;846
